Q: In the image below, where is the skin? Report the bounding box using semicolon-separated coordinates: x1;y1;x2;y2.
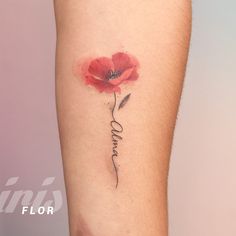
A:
54;1;192;236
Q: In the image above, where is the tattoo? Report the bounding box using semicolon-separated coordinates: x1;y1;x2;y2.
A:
110;92;123;188
76;52;140;188
118;93;131;110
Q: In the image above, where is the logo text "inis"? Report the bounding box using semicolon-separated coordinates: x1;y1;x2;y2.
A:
0;177;63;214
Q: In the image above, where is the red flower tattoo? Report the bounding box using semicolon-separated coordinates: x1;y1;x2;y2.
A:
75;52;139;188
82;52;139;93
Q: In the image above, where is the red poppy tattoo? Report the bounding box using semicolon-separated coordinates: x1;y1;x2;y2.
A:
75;52;139;188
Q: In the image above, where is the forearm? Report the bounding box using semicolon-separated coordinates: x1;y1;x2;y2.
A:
54;1;191;235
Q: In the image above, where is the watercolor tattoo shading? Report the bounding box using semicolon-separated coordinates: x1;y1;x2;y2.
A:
75;52;139;188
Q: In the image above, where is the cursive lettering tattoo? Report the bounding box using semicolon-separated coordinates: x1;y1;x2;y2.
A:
110;92;123;188
75;52;140;188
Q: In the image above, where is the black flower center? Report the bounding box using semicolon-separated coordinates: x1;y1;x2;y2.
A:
106;70;122;80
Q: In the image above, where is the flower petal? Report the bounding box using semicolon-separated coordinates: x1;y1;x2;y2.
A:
127;69;139;81
88;57;114;80
108;68;134;86
86;75;121;93
112;52;138;72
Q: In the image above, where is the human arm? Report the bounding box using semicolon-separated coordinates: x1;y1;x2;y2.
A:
54;0;191;235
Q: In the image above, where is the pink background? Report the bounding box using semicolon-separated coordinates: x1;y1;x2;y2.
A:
0;1;68;235
0;1;236;236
